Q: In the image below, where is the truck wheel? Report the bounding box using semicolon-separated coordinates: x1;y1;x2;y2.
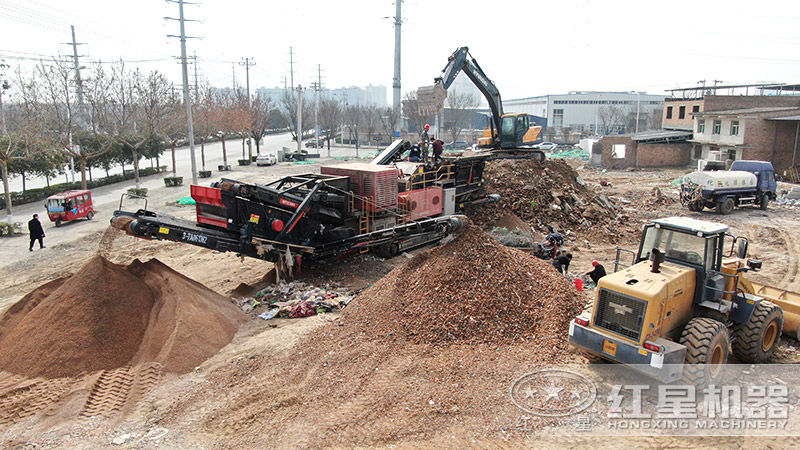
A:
680;317;729;385
716;198;734;215
732;300;783;363
759;193;769;211
55;219;62;227
87;211;94;220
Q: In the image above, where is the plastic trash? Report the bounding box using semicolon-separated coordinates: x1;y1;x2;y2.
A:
258;307;280;320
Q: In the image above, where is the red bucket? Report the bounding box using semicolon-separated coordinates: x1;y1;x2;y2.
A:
573;278;584;291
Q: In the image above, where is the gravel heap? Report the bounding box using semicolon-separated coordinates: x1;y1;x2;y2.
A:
466;159;619;236
342;225;582;346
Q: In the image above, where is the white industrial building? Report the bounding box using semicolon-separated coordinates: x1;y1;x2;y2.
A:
502;91;665;135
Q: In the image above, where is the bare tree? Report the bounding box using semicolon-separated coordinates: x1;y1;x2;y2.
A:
194;83;216;171
360;105;381;144
248;94;274;155
444;89;479;143
597;105;626;135
344;104;363;152
561;126;572;144
402;90;433;143
318;97;342;155
380;106;400;142
649;107;663;131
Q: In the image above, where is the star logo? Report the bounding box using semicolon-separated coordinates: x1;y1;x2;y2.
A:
522;385;537;399
543;381;563;402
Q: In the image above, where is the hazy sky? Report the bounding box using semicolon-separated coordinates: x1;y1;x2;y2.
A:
1;0;798;101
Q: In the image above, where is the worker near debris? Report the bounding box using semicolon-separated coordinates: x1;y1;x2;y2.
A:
431;137;444;163
420;124;431;161
552;253;572;275
585;260;607;284
408;143;422;162
28;214;46;252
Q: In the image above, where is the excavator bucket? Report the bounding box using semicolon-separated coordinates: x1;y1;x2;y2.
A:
416;82;447;116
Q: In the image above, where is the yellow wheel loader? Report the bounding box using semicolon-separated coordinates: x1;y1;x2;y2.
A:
569;216;798;384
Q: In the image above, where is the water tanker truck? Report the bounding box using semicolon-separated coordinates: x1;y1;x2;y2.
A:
680;160;777;214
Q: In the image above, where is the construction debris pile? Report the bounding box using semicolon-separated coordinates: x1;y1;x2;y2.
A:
342;225;582;346
0;256;244;379
466;159;620;238
237;281;355;319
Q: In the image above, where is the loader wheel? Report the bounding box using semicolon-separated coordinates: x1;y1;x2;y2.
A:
732;300;783;363
716;198;735;215
680;317;729;385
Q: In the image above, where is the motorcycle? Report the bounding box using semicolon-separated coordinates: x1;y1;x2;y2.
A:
532;232;564;260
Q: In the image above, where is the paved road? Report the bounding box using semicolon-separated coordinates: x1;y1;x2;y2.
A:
0;131;379;272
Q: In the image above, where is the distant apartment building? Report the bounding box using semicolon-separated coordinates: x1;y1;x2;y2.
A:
501;91;664;135
255;85;388;108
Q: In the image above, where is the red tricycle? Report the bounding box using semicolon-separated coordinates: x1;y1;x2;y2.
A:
44;190;95;227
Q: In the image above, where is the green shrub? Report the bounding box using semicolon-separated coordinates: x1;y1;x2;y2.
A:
0;222;22;237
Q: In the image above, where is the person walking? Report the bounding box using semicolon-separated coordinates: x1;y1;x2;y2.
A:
28;214;46;251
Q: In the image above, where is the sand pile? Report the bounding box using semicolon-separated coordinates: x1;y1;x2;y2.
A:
342;225;582;346
0;256;244;379
467;159;619;236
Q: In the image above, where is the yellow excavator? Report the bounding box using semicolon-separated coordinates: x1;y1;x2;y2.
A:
417;47;546;161
569;216;800;384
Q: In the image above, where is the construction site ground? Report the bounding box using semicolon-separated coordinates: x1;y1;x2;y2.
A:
1;155;800;449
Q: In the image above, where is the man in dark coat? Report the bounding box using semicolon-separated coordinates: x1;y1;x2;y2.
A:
552;253;572;275
431;138;444;163
28;214;46;251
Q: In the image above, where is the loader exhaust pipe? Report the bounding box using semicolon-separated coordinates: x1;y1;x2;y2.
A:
651;248;664;273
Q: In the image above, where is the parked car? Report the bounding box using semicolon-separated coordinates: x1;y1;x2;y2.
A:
535;142;557;151
444;140;469;150
305;138;325;148
256;153;277;166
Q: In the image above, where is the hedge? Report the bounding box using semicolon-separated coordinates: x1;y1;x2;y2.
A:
0;166;163;210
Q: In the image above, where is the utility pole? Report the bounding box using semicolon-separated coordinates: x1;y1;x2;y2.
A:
240;57;255;157
166;0;200;185
296;85;303;152
315;64;324;156
192;51;198;102
712;79;723;95
232;63;237;89
635;92;640;134
392;0;402;136
289;47;295;91
65;25;86;105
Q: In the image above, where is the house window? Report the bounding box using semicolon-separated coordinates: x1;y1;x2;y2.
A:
731;120;740;135
692;105;700;113
727;149;736;160
713;120;721;134
679;106;686;119
666;106;673;119
612;144;626;159
697;120;705;133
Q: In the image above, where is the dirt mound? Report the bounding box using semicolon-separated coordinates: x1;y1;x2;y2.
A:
158;226;584;448
0;256;244;379
467;159;619;236
342;225;581;346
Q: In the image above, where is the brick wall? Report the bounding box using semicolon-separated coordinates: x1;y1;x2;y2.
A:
601;136;635;169
601;137;692;169
637;143;692;167
741;113;800;173
705;95;800;111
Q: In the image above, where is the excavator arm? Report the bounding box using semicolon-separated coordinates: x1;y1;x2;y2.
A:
435;46;504;136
